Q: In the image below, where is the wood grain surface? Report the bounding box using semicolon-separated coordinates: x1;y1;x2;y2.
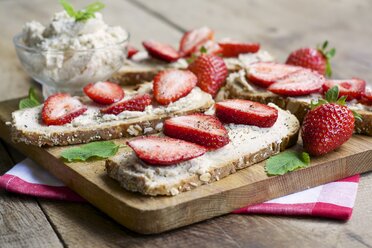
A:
1;0;372;246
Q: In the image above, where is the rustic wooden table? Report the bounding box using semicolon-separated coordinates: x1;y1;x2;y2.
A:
1;0;372;247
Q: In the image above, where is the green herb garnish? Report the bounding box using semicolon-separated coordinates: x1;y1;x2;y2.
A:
19;87;42;109
60;0;105;22
265;151;310;176
61;141;120;162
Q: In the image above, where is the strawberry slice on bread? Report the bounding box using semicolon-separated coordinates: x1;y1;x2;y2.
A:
268;69;325;96
247;62;301;88
153;69;197;105
42;93;87;126
179;26;214;57
83;81;124;105
215;99;278;127
101;94;152;115
127;136;207;165
143;40;180;62
188;54;228;97
164;114;229;149
218;41;260;57
323;78;366;100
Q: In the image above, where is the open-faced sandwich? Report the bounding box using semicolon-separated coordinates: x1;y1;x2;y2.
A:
11;69;214;146
111;26;274;85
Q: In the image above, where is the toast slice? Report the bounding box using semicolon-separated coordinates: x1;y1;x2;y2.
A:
106;104;300;196
11;83;214;146
110;50;274;85
224;70;372;136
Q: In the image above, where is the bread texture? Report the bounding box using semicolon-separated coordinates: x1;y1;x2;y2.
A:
11;84;214;146
106;104;300;196
224;70;372;136
110;51;274;85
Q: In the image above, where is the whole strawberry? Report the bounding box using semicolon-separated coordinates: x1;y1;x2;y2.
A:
301;86;359;156
188;54;228;97
286;41;335;77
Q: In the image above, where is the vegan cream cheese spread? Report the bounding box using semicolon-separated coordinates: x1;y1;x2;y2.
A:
18;10;128;96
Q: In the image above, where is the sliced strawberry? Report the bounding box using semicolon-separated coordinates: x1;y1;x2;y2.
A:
153;69;197;105
218;41;260;57
142;40;180;62
193;40;222;56
179;27;214;57
188;54;228;97
127;45;139;59
101;94;152;115
164;114;229;149
268;69;325;96
215;99;278;127
360;89;372;105
127;136;207;165
83;81;124;105
247;62;301;88
323;78;366;100
42;93;87;126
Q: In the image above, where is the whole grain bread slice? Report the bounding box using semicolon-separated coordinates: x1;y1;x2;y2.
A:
224;70;372;136
106;104;300;196
11;84;214;146
110;51;274;85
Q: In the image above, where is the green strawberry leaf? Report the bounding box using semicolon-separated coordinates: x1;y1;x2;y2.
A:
61;141;120;162
199;46;207;54
325;86;339;103
265;151;311;176
19;87;42;109
336;95;347;105
352;110;363;122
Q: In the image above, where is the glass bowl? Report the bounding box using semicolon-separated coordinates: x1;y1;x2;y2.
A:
13;31;129;99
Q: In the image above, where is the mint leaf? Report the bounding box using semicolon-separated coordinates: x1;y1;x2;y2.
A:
60;0;76;18
61;141;120;162
265;151;311;176
19;87;42;109
85;2;105;13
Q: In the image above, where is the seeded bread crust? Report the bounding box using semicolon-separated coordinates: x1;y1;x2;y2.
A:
11;95;214;147
224;74;372;136
106;124;299;196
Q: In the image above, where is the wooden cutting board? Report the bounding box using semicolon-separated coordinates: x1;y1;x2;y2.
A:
1;97;372;234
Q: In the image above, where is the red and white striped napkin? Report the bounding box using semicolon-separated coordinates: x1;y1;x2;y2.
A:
0;159;360;220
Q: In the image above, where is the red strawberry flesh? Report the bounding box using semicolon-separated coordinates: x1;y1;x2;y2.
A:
42;93;87;126
179;27;214;57
143;40;180;62
323;78;366;100
127;136;207;165
153;69;197;105
247;62;301;88
218;41;260;57
215;99;278;127
188;54;228;97
268;69;325;96
164;114;229;149
101;94;152;115
83;81;124;105
127;45;139;59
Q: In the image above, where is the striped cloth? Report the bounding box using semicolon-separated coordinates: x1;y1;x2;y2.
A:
0;159;360;220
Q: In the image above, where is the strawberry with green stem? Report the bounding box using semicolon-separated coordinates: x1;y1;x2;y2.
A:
286;41;336;77
302;86;362;156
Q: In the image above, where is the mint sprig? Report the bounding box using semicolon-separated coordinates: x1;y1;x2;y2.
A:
310;86;363;122
60;0;105;22
265;151;310;176
61;141;120;162
19;87;42;109
317;40;336;77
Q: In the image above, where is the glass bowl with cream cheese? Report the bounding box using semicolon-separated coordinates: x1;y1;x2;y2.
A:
13;11;129;98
